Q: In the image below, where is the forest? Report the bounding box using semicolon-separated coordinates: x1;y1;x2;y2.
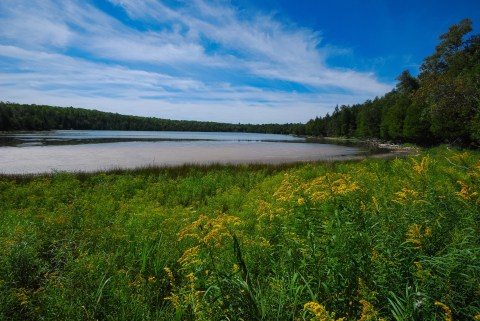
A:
1;19;479;147
0;102;305;136
305;19;480;146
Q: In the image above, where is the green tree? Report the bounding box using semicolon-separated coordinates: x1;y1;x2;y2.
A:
395;70;419;94
416;18;480;143
420;18;473;76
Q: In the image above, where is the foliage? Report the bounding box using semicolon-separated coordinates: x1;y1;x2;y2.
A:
305;19;480;146
1;147;479;320
0;102;305;136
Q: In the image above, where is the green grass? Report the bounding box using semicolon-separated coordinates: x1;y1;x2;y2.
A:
0;146;479;320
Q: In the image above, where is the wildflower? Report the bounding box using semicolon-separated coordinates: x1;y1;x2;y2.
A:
434;301;453;321
232;264;239;273
186;272;196;291
14;288;30;306
304;174;359;204
392;187;425;205
297;197;306;205
411;156;429;175
330;175;359;195
164;269;207;320
372;196;380;212
164;267;180;306
178;245;202;269
360;201;367;211
456;181;478;201
303;301;345;321
128;273;146;288
357;278;377;302
164;267;175;288
406;224;431;250
274;173;298;202
178;213;241;248
370;248;379;262
358;299;386;321
474;314;480;320
303;175;328;203
256;200;275;221
450;151;471;163
414;298;424;308
414;261;432;281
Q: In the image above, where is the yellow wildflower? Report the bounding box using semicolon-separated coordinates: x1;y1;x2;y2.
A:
371;196;380;212
178;245;202;269
186;272;196;291
304;301;345;321
232;264;239;273
413;261;432;282
411;156;429;175
14;288;31;306
178;213;241;248
304;174;359;204
392;187;425;205
360;201;367;211
330;175;359;195
358;299;386;321
164;267;175;288
435;301;453;321
274;173;298;202
371;248;380;262
406;224;431;250
257;200;276;221
128;273;146;288
164;267;180;307
456;181;478;201
450;151;471;163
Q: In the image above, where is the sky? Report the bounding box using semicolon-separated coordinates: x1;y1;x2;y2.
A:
1;0;479;124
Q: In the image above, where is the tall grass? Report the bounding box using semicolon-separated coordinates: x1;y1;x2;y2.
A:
0;146;479;320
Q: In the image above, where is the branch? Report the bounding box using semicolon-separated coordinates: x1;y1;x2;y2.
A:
444;157;474;171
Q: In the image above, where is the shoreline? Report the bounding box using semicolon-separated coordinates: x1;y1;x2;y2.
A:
0;148;415;178
307;135;420;153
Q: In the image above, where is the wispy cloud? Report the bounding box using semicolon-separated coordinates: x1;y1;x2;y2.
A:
0;0;393;123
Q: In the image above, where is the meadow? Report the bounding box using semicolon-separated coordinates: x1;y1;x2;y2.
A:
0;146;479;320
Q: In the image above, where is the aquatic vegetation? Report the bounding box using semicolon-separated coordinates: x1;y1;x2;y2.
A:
0;146;479;320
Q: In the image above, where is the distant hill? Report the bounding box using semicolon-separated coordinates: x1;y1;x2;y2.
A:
0;102;306;135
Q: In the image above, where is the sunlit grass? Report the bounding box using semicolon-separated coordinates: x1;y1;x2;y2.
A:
1;146;479;320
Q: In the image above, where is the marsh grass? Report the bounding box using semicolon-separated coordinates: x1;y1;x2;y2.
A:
0;146;479;320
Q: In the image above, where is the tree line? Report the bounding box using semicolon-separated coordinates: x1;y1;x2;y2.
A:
305;19;480;146
1;19;478;145
0;102;305;135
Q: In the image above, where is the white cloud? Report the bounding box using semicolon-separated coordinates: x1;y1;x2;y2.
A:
0;0;394;123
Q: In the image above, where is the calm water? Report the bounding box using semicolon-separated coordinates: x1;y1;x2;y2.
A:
0;130;365;174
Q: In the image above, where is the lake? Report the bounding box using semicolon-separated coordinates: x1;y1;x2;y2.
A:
0;130;366;174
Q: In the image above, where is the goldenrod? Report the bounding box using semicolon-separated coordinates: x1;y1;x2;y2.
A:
411;156;430;175
435;301;453;321
358;299;386;321
304;301;345;321
406;224;431;250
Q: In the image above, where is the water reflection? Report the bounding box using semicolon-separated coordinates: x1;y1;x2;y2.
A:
0;130;304;147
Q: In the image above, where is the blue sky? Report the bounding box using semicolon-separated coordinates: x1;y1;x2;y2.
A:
1;0;478;124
